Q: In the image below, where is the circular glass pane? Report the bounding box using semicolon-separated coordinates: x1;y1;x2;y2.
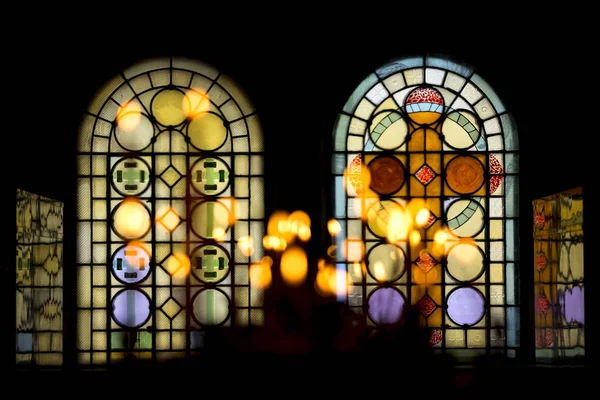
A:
367;199;404;238
447;287;485;326
368;156;405;195
112;199;151;240
404;87;444;125
111;243;151;284
367;243;406;282
152;89;187;126
368;287;406;325
188;112;227;151
111;157;151;196
446;199;485;237
111;289;151;328
446;243;485;282
190;157;231;196
190;244;230;283
114;113;154;151
445;156;484;194
192;289;230;326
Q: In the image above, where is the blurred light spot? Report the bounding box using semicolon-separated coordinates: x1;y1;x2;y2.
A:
297;225;311;242
415;208;431;227
167;252;191;279
219;197;240;225
386;208;410;242
372;261;386;282
328;219;342;236
280;245;308;287
116;101;142;132
336;268;348;297
237;236;254;257
268;210;295;243
183;88;210;117
318;258;326;270
352;261;364;280
409;230;422;246
212;227;227;242
261;256;274;268
315;265;337;296
434;229;448;245
156;206;180;232
250;261;272;289
114;198;151;239
263;235;287;252
288;210;311;229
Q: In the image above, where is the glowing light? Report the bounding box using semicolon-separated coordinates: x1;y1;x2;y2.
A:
327;219;342;236
250;260;272;289
409;230;422;247
415;208;431;227
116;101;142;132
183;88;211;117
342;239;365;262
434;229;448;245
372;261;386;282
280;245;308;287
113;198;151;239
386;208;410;243
297;225;311;242
167;252;191;279
327;245;337;258
237;236;254;257
288;210;311;230
336;269;348;297
261;256;274;268
315;265;337;297
212;227;227;242
352;261;364;279
263;235;287;252
267;211;295;243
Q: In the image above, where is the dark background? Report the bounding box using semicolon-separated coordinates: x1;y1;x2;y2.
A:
2;7;595;378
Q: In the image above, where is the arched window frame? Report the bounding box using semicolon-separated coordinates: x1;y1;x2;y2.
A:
75;56;265;365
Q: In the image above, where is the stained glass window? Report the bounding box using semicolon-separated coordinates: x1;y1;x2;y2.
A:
331;54;520;363
16;189;64;366
533;186;584;363
76;57;265;365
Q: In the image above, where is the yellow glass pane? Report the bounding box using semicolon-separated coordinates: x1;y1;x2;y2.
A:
77;311;91;349
152;89;187;126
188;112;227;151
490;219;504;239
446;330;465;348
467;330;486;348
77;267;91;308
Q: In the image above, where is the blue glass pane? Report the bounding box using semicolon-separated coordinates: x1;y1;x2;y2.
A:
506;263;516;305
426;55;473;78
559;285;585;324
333;114;350;151
471;74;506;114
376;56;424;78
505;153;519;174
506;220;516;261
334;176;346;218
507;307;520;346
112;289;151;328
332;153;346;175
16;333;33;352
500;114;519;151
343;73;379;114
335;221;347;260
505;176;519;217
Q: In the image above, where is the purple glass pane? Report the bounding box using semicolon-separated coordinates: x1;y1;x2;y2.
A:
112;245;151;284
560;285;584;324
447;287;485;326
368;287;406;325
112;289;151;328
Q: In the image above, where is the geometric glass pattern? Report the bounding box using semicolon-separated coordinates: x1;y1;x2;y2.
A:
332;54;520;364
16;189;64;367
532;186;584;364
76;56;265;366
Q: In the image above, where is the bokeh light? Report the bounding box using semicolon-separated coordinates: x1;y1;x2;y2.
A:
327;219;342;236
250;259;272;289
167;252;191;279
183;88;211;117
280;245;308;287
116;100;142;132
113;198;151;239
237;235;254;257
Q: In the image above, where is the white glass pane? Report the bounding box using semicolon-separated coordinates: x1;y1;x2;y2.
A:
343;73;378;114
484;117;501;135
250;155;263;175
250;178;264;219
461;82;483;104
403;68;424;85
425;68;445;85
366;82;389;105
488;135;503;150
348;135;363;151
382;73;406;93
235;155;249;175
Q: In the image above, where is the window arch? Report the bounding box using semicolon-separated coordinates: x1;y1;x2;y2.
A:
331;54;520;363
76;56;265;365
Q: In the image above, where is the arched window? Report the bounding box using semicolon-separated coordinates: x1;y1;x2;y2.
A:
331;54;520;363
76;57;265;365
